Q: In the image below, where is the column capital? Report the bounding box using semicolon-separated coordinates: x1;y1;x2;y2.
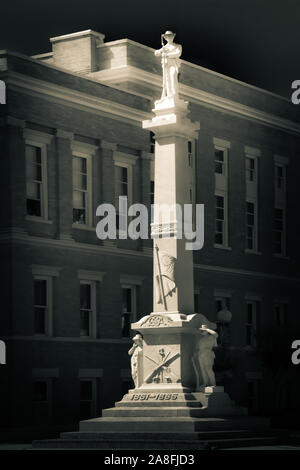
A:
101;140;117;151
55;129;74;140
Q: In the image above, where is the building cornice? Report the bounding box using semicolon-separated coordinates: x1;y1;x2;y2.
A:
98;39;292;103
2;48;299;134
94;65;300;135
5;71;152;127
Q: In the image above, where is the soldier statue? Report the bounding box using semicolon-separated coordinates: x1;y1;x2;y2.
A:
128;334;143;388
155;30;182;100
192;325;218;390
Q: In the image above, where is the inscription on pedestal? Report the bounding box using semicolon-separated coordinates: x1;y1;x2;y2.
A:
130;393;179;401
141;315;172;327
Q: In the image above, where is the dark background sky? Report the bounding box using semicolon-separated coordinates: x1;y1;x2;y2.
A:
1;0;300;98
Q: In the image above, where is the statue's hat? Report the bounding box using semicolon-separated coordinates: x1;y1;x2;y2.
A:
163;30;176;39
133;334;142;340
199;324;216;334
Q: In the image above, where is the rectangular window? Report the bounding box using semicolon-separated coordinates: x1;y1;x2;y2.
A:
150;132;155;154
26;144;45;217
274;207;284;255
115;164;129;230
247;380;260;414
246;201;256;251
80;379;97;420
215;296;230;314
34;380;48;402
150;158;155;210
215;296;231;347
115;165;128;201
150;180;155;206
188;140;193;167
246;157;256;182
245;151;259;253
80;281;96;337
214;140;230;249
121;286;136;338
194;291;200;313
214;149;225;175
34;278;48;335
246;301;259;347
73;155;90;225
275;303;288;326
275;164;285;191
33;379;52;424
214;195;225;245
273;156;287;257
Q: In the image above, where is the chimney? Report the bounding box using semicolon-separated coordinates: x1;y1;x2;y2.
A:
50;29;105;74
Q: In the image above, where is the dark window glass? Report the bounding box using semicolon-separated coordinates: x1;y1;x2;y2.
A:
80;283;91;336
34;279;47;334
122;288;132;337
34;381;47;402
80;380;93;419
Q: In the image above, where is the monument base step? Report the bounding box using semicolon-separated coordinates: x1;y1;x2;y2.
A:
102;406;244;418
78;416;269;433
32;426;281;450
31;389;271;449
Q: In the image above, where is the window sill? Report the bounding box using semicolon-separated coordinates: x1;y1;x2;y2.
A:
72;223;95;232
34;333;52;337
214;244;232;251
245;249;262;255
26;216;53;224
274;253;289;260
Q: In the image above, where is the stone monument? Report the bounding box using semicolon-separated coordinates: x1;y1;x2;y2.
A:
33;31;269;449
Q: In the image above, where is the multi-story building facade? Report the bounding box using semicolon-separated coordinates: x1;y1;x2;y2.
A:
0;29;300;430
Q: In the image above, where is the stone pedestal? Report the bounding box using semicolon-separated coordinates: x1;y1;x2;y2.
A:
131;313;215;393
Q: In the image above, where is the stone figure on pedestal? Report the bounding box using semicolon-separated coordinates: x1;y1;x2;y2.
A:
193;325;218;390
155;30;182;100
128;334;143;388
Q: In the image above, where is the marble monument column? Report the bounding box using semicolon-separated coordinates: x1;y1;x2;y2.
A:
129;30;215;395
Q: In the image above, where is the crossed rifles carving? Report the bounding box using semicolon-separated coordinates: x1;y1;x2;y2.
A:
145;348;180;383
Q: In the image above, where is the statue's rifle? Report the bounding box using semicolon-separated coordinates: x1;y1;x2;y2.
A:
155;243;167;310
160;34;167;98
145;352;180;383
